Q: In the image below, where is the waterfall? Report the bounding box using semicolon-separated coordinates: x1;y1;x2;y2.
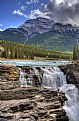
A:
19;68;27;87
19;66;79;121
42;67;66;88
60;84;79;121
19;67;43;87
42;66;79;121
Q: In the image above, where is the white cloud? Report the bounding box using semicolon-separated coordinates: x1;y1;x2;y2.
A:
44;4;48;9
12;8;50;19
13;9;27;18
41;3;44;6
28;9;50;19
0;24;3;31
45;0;79;25
26;0;39;5
0;24;3;27
20;6;27;11
0;28;3;31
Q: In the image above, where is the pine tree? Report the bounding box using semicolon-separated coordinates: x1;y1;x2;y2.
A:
73;45;79;60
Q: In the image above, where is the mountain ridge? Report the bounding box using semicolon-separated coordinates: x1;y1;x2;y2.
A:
0;17;79;51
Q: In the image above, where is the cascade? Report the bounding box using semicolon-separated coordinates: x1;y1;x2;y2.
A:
42;66;79;121
42;67;66;88
19;67;43;87
19;66;79;121
19;68;27;87
60;84;79;121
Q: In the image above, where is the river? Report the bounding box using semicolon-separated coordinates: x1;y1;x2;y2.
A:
1;60;79;121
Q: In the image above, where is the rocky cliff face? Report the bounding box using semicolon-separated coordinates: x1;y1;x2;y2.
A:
52;23;79;34
59;63;79;89
0;65;69;121
20;17;79;36
0;65;20;90
19;17;54;36
1;88;68;121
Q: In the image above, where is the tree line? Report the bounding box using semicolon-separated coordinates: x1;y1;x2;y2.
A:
73;45;79;60
0;40;72;60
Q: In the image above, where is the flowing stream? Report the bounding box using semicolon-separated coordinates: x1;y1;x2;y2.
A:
19;68;27;87
42;67;66;88
42;66;79;121
60;84;79;121
1;60;79;121
19;66;79;121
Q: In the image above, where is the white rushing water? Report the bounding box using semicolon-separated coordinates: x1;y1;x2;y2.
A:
1;59;78;121
19;68;27;87
42;67;79;121
19;65;79;121
42;67;66;88
60;84;79;121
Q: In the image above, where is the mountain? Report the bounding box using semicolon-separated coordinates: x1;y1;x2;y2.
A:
19;17;54;34
0;17;79;51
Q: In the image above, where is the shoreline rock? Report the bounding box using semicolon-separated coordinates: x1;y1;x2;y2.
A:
0;65;20;90
1;87;69;121
0;64;69;121
59;62;79;89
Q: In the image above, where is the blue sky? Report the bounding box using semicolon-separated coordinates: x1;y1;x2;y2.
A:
0;0;79;31
0;0;49;30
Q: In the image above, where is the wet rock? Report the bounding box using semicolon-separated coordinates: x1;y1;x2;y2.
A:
19;66;43;87
0;118;7;121
33;75;41;87
59;63;79;89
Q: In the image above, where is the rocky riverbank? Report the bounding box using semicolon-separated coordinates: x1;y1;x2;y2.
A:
0;65;20;90
1;87;68;121
59;62;79;89
0;64;69;121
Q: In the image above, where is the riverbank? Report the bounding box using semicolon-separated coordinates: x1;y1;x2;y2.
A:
0;64;69;121
1;57;72;61
1;87;68;121
1;62;79;121
59;62;79;89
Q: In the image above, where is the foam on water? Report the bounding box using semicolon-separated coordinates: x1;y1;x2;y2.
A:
42;67;66;88
60;84;79;121
19;68;27;87
42;66;79;121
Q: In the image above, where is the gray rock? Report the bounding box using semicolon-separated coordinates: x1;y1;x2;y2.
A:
59;63;79;89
